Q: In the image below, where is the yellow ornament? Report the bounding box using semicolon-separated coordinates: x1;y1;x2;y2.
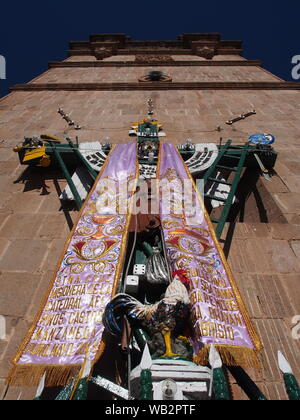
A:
40;154;51;168
13;145;23;153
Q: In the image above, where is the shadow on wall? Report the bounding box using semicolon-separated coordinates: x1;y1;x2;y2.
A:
13;165;76;230
207;168;288;258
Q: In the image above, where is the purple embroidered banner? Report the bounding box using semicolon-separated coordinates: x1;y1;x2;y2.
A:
158;143;262;367
9;143;138;386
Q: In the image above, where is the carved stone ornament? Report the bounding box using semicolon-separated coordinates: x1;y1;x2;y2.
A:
95;47;114;60
196;46;216;60
135;55;174;64
139;71;172;83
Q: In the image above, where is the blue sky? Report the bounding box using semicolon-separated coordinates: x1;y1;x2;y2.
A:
0;0;299;96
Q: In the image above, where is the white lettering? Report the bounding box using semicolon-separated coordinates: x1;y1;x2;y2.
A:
292;315;300;340
291;55;300;80
0;56;6;80
0;315;6;340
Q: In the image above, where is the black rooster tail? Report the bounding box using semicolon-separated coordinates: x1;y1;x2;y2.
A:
103;294;141;336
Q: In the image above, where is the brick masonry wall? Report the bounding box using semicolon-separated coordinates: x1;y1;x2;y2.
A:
66;54;246;62
172;55;247;61
0;53;299;400
65;56;97;62
31;66;279;83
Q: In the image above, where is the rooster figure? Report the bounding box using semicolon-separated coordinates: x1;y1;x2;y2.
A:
103;270;192;359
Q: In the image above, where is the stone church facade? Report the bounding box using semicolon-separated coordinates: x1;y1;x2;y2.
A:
0;33;299;399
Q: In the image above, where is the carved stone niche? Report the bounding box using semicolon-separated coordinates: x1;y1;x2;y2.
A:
191;41;217;60
135;54;174;64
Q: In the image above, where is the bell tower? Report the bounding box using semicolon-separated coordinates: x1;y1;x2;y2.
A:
0;33;300;400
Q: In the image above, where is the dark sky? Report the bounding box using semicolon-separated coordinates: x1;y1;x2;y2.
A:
0;0;299;97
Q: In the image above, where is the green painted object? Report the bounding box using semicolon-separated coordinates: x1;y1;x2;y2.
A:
212;368;230;400
54;376;89;400
55;378;75;400
49;142;83;210
283;373;300;401
72;378;89;400
140;369;153;400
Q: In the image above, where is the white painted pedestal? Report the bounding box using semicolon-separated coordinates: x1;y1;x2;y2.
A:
130;359;212;400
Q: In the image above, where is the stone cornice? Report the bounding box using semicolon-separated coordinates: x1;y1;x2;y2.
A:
68;33;244;60
49;60;262;68
10;82;300;92
68;48;244;57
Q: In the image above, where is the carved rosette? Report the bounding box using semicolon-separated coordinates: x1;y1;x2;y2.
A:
139;71;172;83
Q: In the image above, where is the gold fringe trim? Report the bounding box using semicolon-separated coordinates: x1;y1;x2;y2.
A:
194;345;261;370
6;144;139;388
92;151;140;368
6;364;81;387
172;145;263;353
